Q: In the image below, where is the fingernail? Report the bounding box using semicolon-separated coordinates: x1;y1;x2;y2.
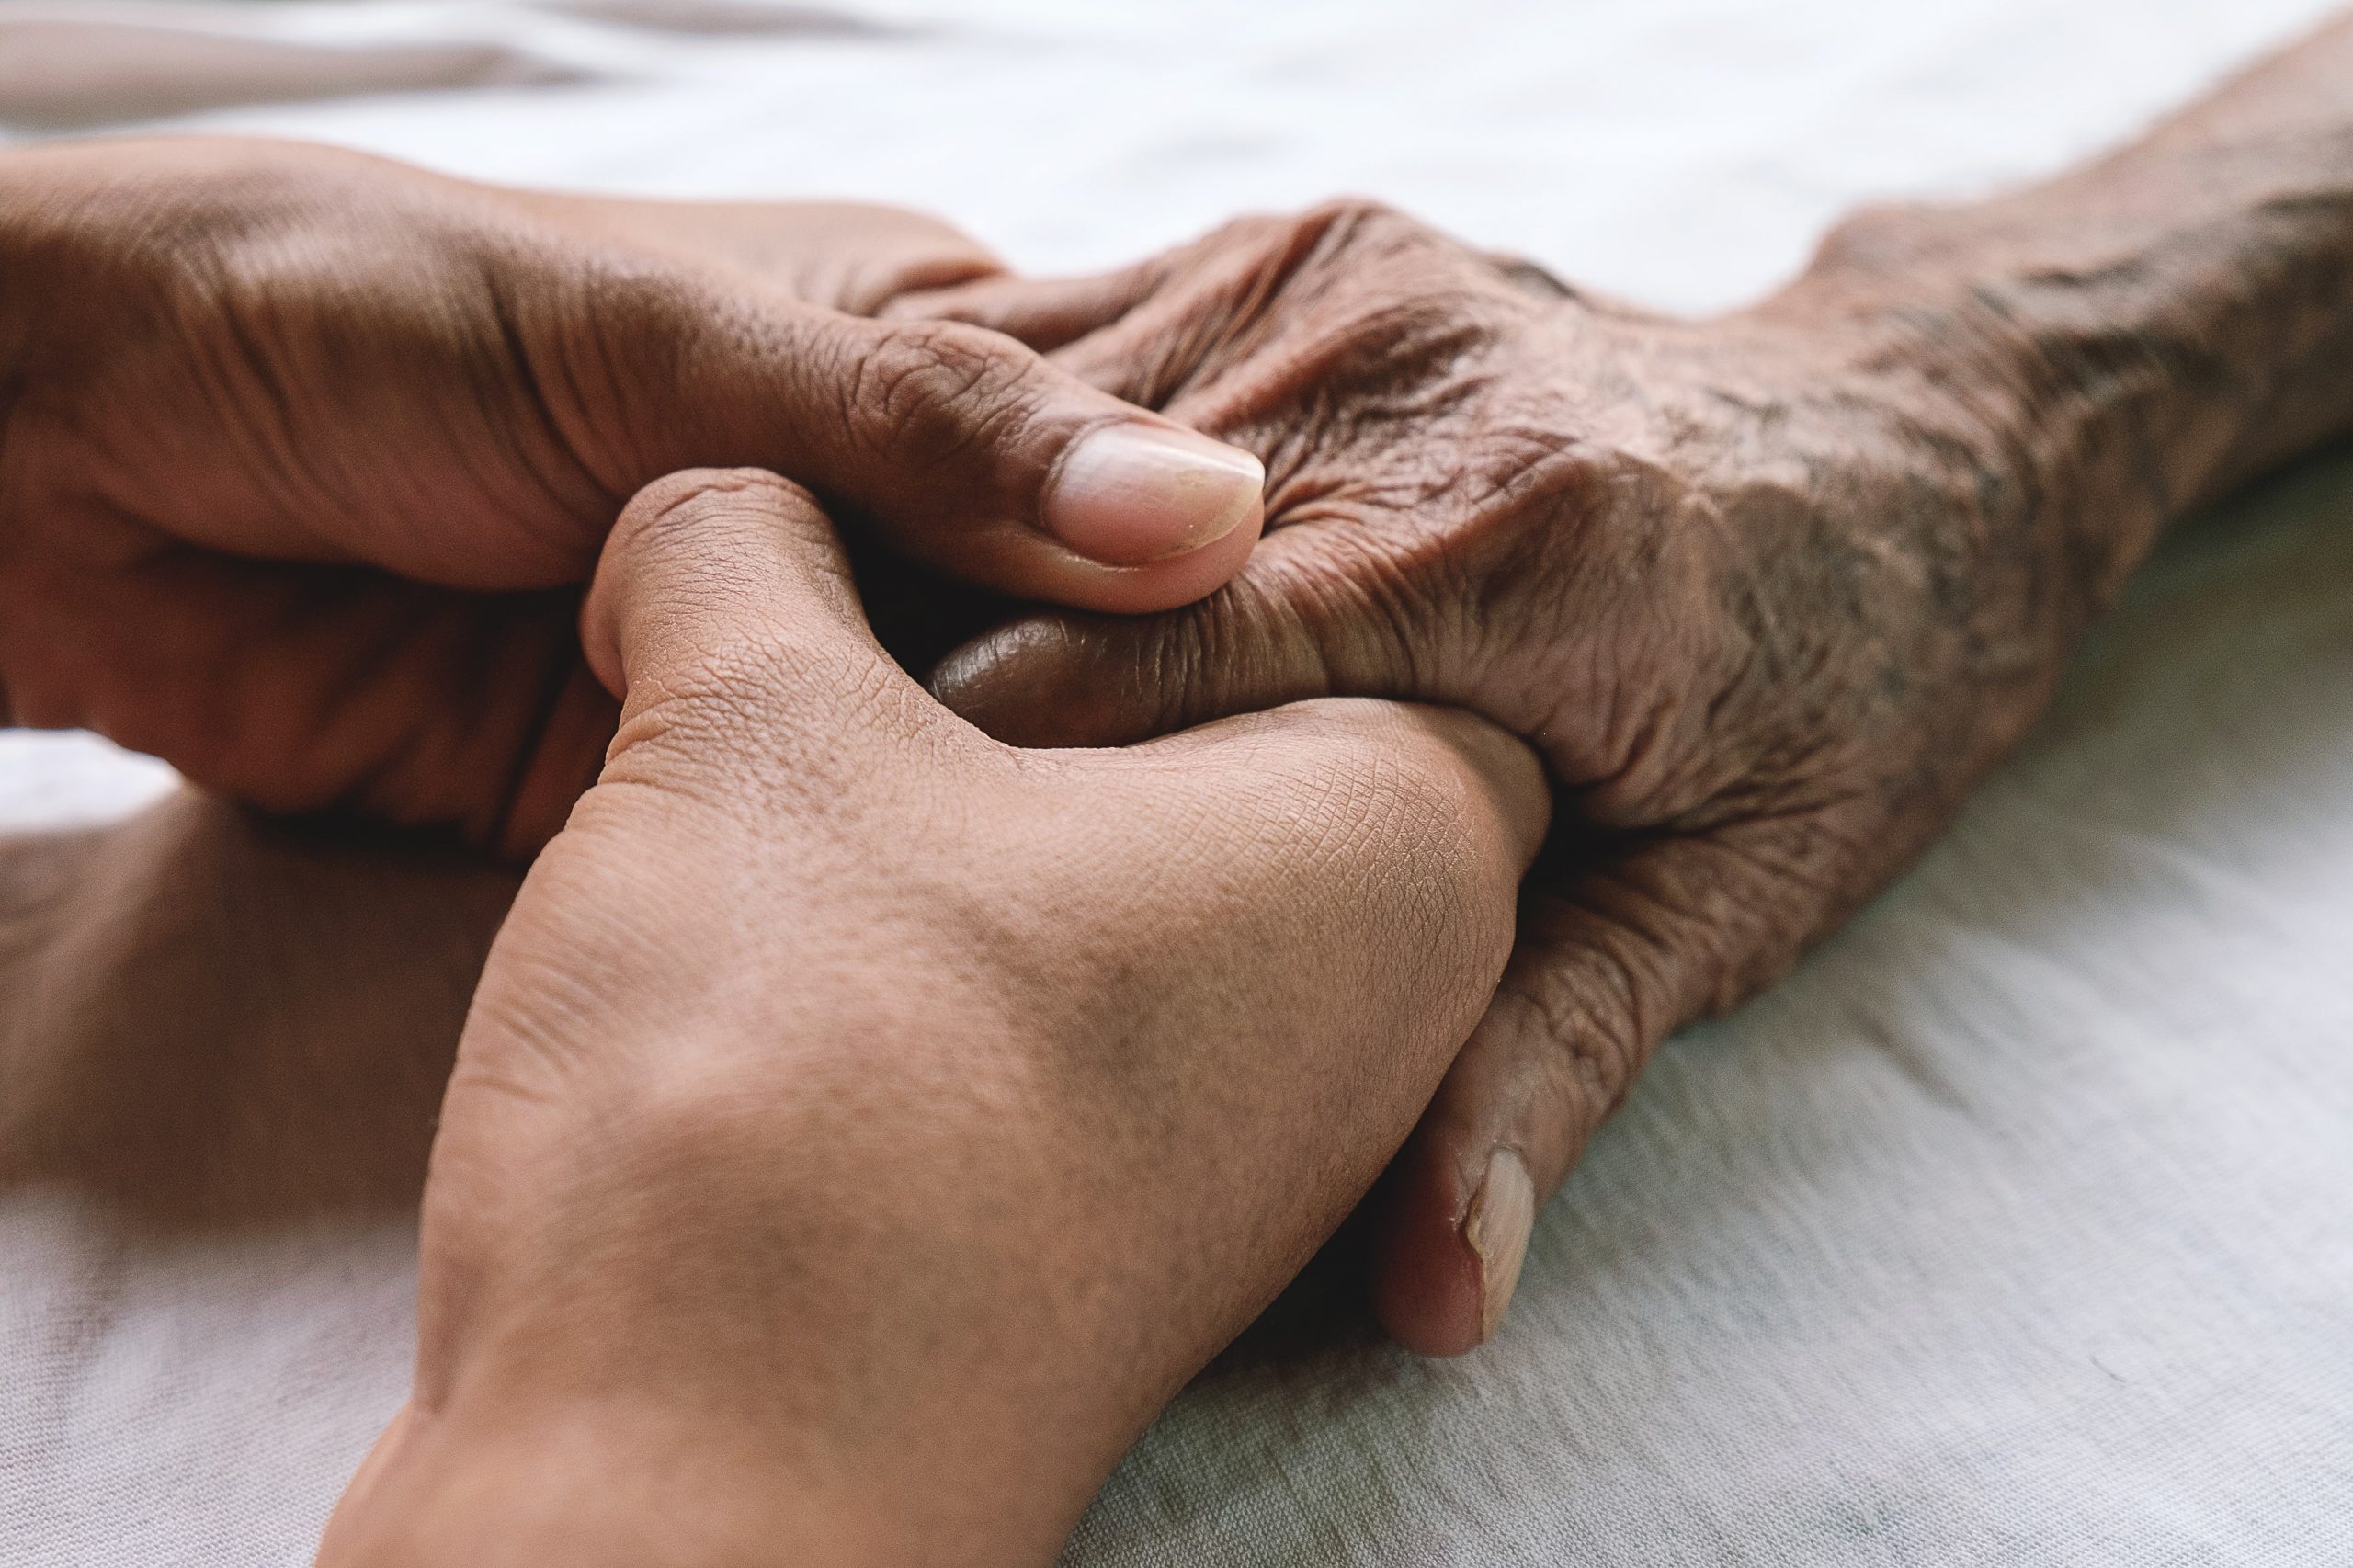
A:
1465;1147;1536;1344
1042;422;1263;567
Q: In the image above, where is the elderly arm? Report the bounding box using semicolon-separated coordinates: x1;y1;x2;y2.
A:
1782;11;2353;608
904;13;2353;1352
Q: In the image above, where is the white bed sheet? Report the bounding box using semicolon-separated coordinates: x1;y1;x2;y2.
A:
3;2;2350;1562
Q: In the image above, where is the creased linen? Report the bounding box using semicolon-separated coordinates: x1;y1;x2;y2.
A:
2;4;2348;1563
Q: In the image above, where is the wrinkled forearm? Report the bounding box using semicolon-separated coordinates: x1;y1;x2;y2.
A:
1779;12;2353;623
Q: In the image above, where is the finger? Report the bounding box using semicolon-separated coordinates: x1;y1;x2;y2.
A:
882;256;1171;355
1370;826;1803;1357
580;468;921;735
741;202;1001;314
930;531;1419;748
889;207;1383;414
894;209;1373;412
523;192;1006;313
639;295;1264;614
0;542;610;858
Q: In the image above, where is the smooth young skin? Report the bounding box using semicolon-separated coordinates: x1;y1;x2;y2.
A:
0;137;1264;856
906;17;2353;1351
313;470;1547;1567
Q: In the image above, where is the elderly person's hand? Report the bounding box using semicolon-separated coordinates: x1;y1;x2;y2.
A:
313;469;1546;1567
904;17;2353;1352
0;137;1264;854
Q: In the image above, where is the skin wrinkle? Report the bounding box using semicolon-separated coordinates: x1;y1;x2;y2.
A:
844;320;1003;472
476;247;616;530
1201;205;1361;384
480;597;594;857
557;262;662;526
3;17;2349;1549
0;136;1287;863
1496;909;1642;1120
904;15;2353;1354
267;573;459;768
162;238;318;541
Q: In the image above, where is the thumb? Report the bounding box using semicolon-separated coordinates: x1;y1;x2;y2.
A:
884;256;1172;358
931;534;1422;748
1371;824;1808;1357
633;291;1264;616
579;468;910;730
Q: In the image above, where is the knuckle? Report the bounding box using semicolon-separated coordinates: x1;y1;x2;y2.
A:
1288;198;1466;291
653;601;865;721
610;636;905;817
610;466;828;580
839;317;1040;463
145;159;351;281
1809;199;1954;280
1506;937;1656;1126
1276;528;1452;689
1193;210;1311;257
1299;195;1413;241
1194;570;1353;725
1144;597;1242;731
1193;199;1408;280
621;467;819;540
1479;249;1576;301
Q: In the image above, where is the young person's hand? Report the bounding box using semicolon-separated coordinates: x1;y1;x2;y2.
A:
314;469;1547;1567
0;138;1263;854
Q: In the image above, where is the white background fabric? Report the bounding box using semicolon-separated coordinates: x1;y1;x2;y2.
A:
3;2;2350;1562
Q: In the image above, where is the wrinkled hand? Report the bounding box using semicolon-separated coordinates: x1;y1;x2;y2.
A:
316;470;1545;1567
0;137;1264;853
904;199;2131;1352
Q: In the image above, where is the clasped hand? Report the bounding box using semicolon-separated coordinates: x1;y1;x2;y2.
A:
0;139;1548;1564
14;32;2349;1550
0;136;1261;853
315;469;1543;1565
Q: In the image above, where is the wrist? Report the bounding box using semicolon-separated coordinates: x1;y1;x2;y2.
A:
395;994;1122;1568
1775;204;2317;634
1840;288;2159;631
1764;22;2353;624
